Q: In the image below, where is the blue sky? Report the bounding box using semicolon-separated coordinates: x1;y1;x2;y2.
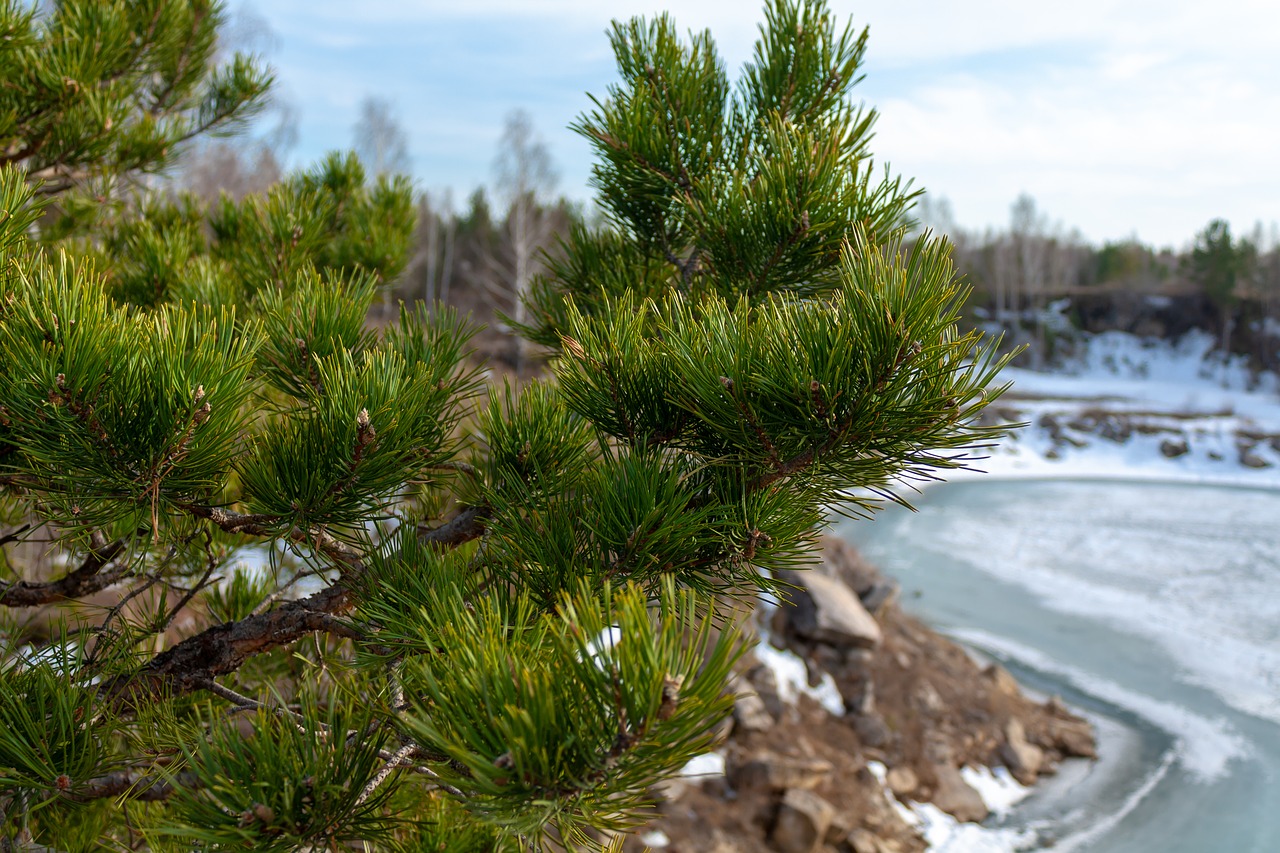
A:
248;1;1280;249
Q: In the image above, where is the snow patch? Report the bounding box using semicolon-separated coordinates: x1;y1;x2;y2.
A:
908;803;1039;853
679;751;725;779
752;635;846;716
639;829;671;848
960;765;1032;817
868;761;1038;853
588;626;622;662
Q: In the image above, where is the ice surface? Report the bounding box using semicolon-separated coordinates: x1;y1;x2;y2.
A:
951;628;1247;783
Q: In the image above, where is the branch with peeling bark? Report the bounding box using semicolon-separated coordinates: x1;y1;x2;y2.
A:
104;583;358;704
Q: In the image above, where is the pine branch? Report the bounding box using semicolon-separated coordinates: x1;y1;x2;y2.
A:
181;503;363;569
152;533;220;635
745;419;852;494
415;504;488;549
721;376;783;469
92;504;486;704
354;742;415;807
180;505;278;535
424;460;482;481
0;524;32;548
0;538;128;607
0;838;65;853
207;680;461;798
65;770;199;804
84;567;165;667
148;5;206;115
753;210;810;291
103;584;358;704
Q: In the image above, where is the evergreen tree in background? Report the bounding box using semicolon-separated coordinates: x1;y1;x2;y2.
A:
1187;218;1255;357
0;1;1011;849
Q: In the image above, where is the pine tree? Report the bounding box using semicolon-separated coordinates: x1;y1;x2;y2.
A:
0;1;1011;850
1187;218;1254;357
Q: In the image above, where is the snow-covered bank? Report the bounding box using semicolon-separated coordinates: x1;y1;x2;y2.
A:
952;330;1280;491
869;760;1039;853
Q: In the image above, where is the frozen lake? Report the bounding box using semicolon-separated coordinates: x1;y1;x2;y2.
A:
838;478;1280;852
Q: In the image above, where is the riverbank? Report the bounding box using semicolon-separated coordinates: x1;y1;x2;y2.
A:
835;328;1280;851
956;330;1280;491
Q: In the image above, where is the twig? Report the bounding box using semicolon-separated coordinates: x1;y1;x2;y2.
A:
721;376;783;470
180;504;363;570
202;679;267;711
354;743;415;807
249;564;319;617
415;505;488;549
0;524;32;548
67;770;200;804
753;211;809;293
388;661;406;711
153;531;219;635
424;461;482;481
0;537;129;608
101;501;478;703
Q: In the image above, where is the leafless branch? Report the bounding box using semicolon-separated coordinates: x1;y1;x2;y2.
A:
0;538;129;607
415;505;487;549
355;742;416;807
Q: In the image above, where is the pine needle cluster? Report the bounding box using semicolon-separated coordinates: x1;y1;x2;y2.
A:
0;1;1013;849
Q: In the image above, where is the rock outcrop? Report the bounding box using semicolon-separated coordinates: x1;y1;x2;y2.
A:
626;535;1098;853
778;569;882;650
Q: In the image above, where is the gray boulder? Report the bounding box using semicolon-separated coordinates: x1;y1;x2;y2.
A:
780;570;883;649
1000;717;1044;785
727;751;834;792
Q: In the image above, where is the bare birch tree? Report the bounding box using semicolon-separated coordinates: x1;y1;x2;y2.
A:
409;189;457;307
490;109;559;372
1011;193;1050;366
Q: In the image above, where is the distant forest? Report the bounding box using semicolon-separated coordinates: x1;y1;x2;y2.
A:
173;103;1280;377
915;194;1280;373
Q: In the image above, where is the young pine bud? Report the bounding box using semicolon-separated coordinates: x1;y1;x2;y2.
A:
355;407;377;452
658;674;684;721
